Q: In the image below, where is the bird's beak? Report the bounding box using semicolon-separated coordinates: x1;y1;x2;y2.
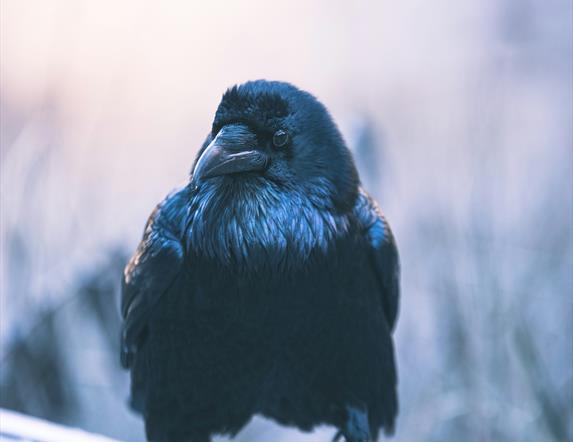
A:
192;124;268;184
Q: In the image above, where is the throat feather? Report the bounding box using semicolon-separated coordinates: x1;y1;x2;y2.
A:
187;181;349;269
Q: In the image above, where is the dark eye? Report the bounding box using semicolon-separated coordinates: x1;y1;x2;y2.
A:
272;129;289;148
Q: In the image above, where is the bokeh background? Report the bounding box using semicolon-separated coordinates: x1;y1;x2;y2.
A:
1;1;572;441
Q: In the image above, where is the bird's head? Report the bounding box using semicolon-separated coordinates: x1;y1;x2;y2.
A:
191;80;359;211
187;81;360;269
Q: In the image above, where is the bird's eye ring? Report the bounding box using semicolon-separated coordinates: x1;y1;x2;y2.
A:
272;130;289;148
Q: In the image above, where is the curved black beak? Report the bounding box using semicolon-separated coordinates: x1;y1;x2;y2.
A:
192;124;268;184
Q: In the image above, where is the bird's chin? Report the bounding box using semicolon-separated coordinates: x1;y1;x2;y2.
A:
227;170;265;179
193;173;269;196
212;172;268;186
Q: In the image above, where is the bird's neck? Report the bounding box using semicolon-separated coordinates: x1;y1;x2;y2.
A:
186;179;351;272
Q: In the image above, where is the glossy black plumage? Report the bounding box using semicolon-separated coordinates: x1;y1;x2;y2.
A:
120;81;400;442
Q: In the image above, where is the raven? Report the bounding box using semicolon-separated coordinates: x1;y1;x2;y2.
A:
120;81;400;442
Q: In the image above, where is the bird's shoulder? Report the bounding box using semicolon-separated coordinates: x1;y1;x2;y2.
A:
353;189;393;244
123;185;190;289
146;184;192;237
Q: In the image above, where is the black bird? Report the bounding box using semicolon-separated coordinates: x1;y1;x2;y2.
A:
120;80;400;442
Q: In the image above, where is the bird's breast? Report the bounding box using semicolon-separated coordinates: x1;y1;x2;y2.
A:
187;185;353;272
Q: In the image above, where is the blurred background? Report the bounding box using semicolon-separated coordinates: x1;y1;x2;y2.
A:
1;0;572;441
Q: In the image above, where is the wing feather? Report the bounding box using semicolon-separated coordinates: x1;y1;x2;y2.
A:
120;187;189;368
354;190;400;331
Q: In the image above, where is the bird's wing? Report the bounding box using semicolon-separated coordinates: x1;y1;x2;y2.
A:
120;187;189;368
354;189;400;331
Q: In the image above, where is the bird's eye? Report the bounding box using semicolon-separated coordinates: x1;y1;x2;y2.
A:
272;130;289;148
